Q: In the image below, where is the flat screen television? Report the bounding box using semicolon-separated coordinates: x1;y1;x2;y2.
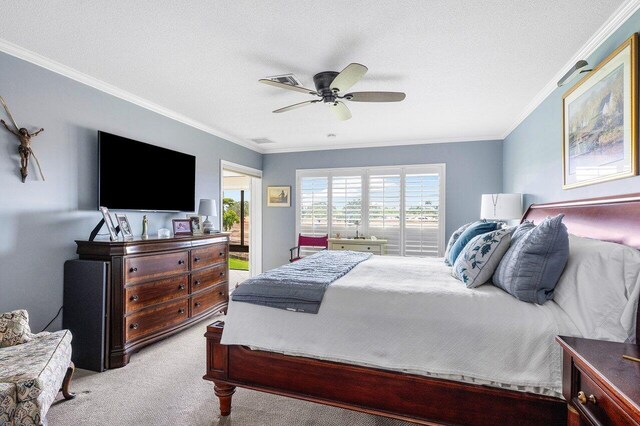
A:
98;131;196;212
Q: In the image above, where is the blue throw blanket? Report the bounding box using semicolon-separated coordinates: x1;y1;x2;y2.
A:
231;250;372;313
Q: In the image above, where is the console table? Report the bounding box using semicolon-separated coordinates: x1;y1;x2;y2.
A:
67;234;229;370
328;238;387;255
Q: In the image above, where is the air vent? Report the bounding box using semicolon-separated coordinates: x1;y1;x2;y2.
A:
266;73;302;87
250;137;276;145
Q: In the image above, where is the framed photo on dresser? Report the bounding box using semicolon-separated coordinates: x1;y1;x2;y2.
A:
562;33;638;189
115;214;134;240
172;219;192;236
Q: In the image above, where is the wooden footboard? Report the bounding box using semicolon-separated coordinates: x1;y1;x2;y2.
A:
203;321;566;425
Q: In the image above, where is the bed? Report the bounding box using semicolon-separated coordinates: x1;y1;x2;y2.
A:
203;193;640;425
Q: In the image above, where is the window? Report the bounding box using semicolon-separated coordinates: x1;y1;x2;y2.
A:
296;164;445;257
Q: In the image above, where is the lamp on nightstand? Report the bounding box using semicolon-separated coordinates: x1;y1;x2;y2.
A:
198;199;218;234
480;193;523;225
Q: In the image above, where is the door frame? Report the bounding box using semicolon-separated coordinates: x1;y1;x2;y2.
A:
220;160;263;276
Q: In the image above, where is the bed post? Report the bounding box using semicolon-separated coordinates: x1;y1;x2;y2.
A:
204;321;236;416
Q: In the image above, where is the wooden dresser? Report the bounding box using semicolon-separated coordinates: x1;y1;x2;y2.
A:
557;336;640;425
74;234;229;369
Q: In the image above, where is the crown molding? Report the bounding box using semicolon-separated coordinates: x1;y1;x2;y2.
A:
261;135;502;154
501;0;640;139
0;38;264;154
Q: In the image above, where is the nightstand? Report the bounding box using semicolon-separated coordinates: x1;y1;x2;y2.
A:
557;336;640;425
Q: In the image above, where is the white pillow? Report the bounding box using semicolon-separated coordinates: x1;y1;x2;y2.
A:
553;235;640;343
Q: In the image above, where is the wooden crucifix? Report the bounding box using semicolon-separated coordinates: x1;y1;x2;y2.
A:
0;96;46;182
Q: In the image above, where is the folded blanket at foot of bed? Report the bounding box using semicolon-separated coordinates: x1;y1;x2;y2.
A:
231;250;372;313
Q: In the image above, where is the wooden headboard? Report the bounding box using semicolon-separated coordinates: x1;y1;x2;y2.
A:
522;193;640;342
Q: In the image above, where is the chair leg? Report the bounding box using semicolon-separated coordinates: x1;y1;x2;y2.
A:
61;361;76;400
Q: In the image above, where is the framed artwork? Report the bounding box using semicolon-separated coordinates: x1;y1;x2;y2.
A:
172;219;192;236
187;214;203;235
562;33;638;189
99;206;118;241
267;186;291;207
115;214;134;240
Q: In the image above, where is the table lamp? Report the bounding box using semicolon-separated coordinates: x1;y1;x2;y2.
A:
480;193;523;225
198;199;218;234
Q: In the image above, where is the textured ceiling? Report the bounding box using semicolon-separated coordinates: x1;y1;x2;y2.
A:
0;1;626;152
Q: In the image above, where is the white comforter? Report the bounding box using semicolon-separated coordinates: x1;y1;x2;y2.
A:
222;256;580;397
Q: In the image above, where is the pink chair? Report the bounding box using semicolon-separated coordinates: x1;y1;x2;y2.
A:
289;234;329;262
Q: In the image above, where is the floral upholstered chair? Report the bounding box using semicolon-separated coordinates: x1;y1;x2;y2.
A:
0;310;75;426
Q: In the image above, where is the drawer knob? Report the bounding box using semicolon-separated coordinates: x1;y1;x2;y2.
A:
130;295;139;302
130;323;139;330
219;252;225;256
219;291;225;296
129;267;138;273
341;246;345;249
195;302;202;307
194;280;201;286
179;284;186;290
577;391;597;405
194;256;201;262
220;271;225;276
367;247;371;250
178;260;185;265
178;308;185;314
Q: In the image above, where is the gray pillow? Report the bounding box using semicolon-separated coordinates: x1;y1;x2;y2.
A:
444;222;473;265
452;227;515;288
492;214;569;304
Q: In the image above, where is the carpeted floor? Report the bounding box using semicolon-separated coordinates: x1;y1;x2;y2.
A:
48;314;412;426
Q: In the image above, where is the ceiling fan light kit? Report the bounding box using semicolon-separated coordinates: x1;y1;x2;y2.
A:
259;63;406;120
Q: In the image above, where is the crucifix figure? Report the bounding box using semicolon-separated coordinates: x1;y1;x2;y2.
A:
0;96;46;183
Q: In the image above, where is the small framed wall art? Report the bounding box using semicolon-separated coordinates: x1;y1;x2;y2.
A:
172;219;192;236
562;33;638;189
267;186;291;207
115;214;134;240
187;214;203;235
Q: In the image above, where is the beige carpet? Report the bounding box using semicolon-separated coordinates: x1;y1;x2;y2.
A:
48;314;412;426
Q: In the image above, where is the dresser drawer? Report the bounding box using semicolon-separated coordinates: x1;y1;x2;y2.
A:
574;364;636;425
192;244;227;270
125;299;189;342
333;243;381;254
124;275;189;314
191;284;227;317
125;251;188;284
191;264;227;293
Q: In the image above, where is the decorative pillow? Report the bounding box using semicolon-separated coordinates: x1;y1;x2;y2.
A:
492;214;569;304
447;220;500;265
444;222;473;265
554;235;640;342
0;310;33;348
510;220;535;246
453;227;516;288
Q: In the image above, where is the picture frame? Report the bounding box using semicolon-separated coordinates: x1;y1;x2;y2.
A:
172;219;192;236
99;206;118;241
115;214;134;240
267;185;291;207
562;33;638;189
187;214;203;235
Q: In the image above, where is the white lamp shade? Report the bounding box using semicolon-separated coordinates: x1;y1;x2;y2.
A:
480;194;522;220
198;199;218;217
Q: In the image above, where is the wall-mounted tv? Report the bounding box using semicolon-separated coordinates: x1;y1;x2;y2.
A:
98;131;196;212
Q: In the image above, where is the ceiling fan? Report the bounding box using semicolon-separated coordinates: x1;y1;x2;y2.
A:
259;63;406;121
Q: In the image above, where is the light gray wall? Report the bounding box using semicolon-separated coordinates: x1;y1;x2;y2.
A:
262;140;503;270
503;9;640;205
0;51;262;331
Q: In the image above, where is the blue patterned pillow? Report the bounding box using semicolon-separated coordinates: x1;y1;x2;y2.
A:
493;214;569;304
444;222;473;265
453;227;515;288
447;220;500;265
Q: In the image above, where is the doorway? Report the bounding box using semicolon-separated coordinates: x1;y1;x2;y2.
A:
221;161;262;287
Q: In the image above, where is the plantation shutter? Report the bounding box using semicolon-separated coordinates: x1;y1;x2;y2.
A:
403;170;442;256
299;176;329;238
331;175;363;239
368;172;402;255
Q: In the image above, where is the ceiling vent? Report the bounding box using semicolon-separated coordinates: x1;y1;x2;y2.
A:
250;137;276;145
265;73;303;87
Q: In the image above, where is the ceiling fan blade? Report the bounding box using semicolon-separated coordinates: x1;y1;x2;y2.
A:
344;91;406;102
329;101;352;121
259;79;318;95
330;63;368;93
273;100;320;113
